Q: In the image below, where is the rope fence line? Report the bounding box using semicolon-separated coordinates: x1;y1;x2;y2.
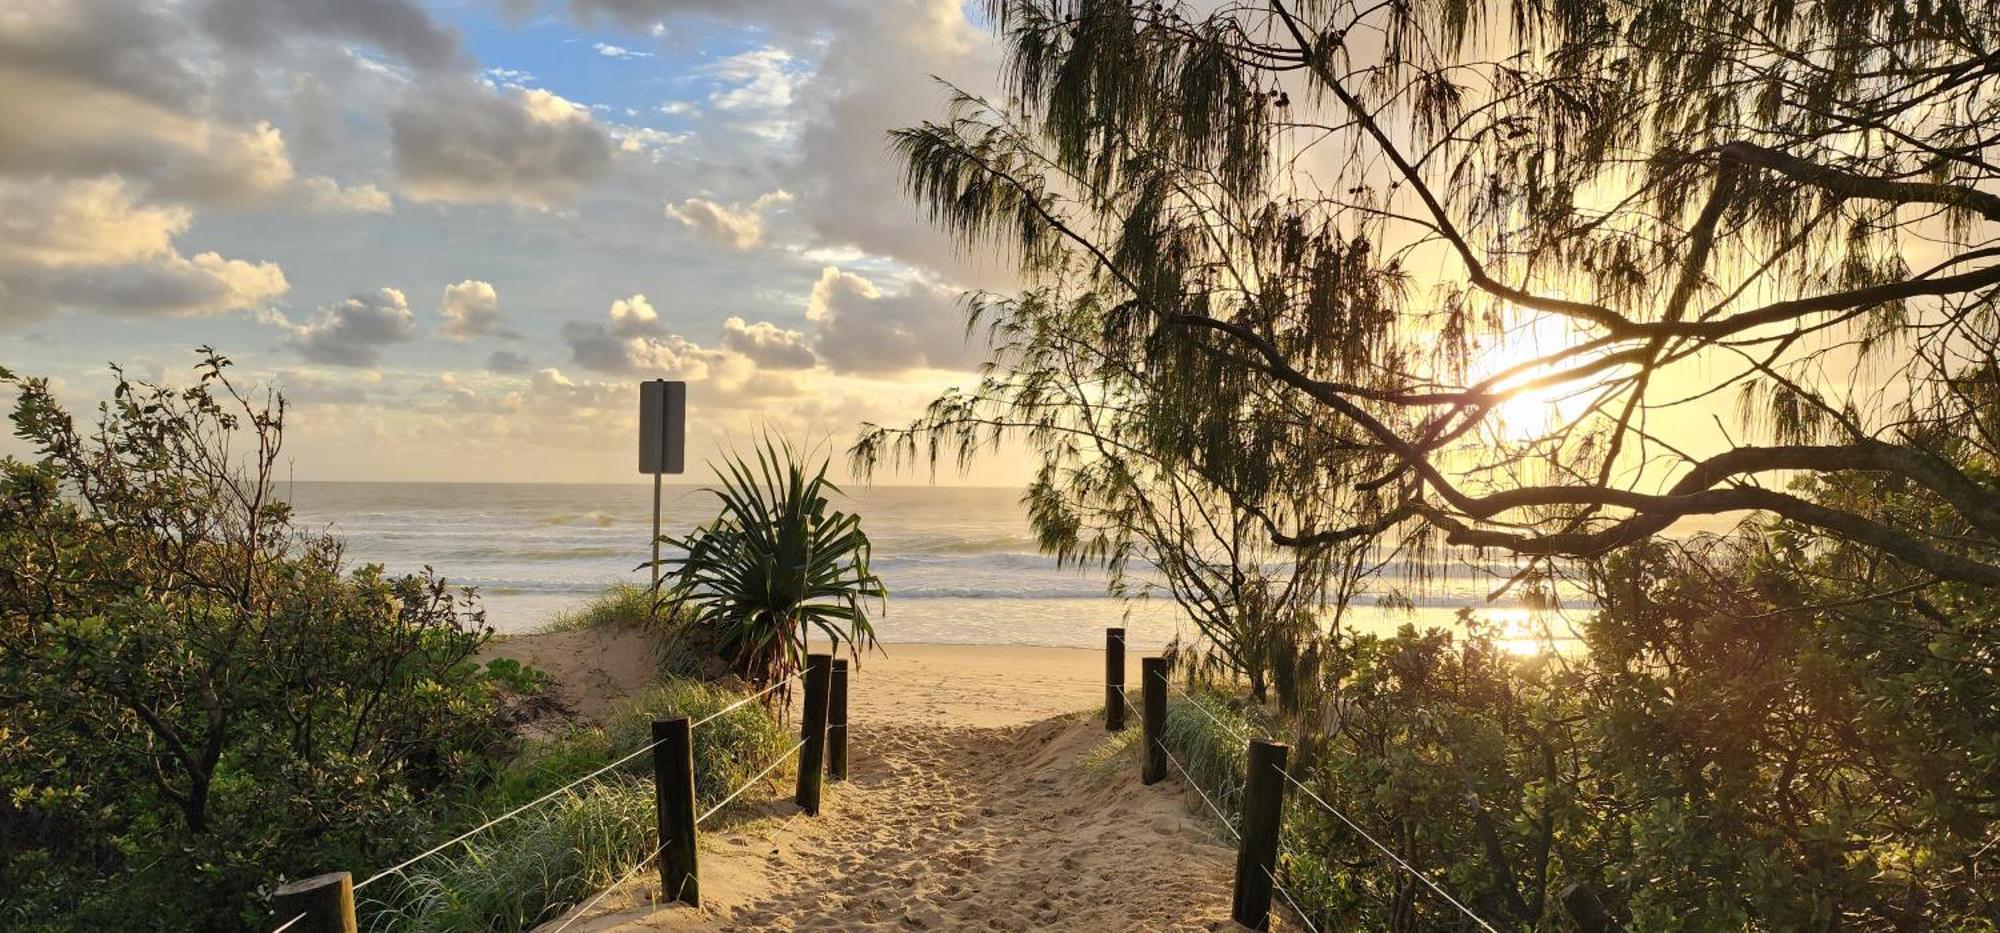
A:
1270;762;1499;933
1107;653;1496;933
351;670;804;894
698;737;809;824
1263;863;1325;933
270;913;305;933
693;671;803;728
354;736;665;891
1116;682;1327;931
1156;736;1241;843
546;839;669;933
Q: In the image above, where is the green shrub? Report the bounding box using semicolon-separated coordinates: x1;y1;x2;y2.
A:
0;354;526;931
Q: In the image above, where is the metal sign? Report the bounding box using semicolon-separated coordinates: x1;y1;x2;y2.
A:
638;379;686;475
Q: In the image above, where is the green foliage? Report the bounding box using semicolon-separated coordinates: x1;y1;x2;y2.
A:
0;352;525;931
655;438;885;687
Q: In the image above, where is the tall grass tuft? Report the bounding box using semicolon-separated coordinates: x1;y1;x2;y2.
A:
537;583;657;634
360;778;654;932
1160;691;1256;838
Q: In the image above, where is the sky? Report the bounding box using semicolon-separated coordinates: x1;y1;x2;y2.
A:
0;0;1031;485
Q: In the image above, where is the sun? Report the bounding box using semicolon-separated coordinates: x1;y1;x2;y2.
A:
1468;308;1583;442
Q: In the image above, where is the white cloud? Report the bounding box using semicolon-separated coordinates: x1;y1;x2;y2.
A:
440;279;514;339
703;46;808;140
0;177;287;324
290;287;417;366
593;42;652;59
561;293;726;377
301;176;394;213
391;83;614;208
721;315;816;369
805;266;978;373
664;190;791;250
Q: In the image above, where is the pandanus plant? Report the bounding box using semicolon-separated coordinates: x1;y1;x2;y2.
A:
651;439;885;690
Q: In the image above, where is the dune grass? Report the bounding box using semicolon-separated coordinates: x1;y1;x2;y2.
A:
354;677;795;932
537;583;657;634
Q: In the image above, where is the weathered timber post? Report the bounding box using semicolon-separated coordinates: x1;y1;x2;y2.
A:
795;653;833;815
828;658;850;781
1231;739;1290;930
1105;627;1127;731
654;717;699;906
1140;656;1168;785
271;871;357;933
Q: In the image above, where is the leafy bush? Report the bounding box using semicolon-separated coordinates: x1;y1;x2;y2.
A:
655;438;885;687
0;354;527;931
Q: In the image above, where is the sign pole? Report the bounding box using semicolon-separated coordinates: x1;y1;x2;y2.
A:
651;471;662;592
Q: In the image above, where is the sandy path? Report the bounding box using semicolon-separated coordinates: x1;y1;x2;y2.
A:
536;644;1297;932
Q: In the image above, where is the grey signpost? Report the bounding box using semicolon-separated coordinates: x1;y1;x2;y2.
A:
639;380;687;591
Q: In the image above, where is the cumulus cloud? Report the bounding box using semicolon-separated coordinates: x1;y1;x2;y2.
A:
291;287;417;366
664;190;791;250
0;177;287;324
561;293;724;377
439;279;515;339
301;176;394;213
391;84;614;208
721;315;816;369
805;266;977;373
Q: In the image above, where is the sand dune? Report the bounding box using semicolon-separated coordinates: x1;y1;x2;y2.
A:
532;643;1298;932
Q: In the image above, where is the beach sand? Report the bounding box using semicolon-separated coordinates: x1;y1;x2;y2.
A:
500;633;1297;931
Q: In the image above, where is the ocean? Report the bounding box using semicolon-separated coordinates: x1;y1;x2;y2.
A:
282;482;1568;650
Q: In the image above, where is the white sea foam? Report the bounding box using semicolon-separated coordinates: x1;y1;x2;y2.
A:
281;481;1561;645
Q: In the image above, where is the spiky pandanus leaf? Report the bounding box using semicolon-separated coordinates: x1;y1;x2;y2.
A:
652;438;885;690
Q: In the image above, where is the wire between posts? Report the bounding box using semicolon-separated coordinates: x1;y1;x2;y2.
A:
546;839;670;933
1169;688;1252;748
1155;737;1241;843
356;731;669;891
354;671;805;892
692;670;803;729
1262;863;1324;933
698;736;809;824
1271;763;1499;933
269;912;306;933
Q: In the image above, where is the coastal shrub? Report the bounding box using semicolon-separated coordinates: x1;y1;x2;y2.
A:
0;354;529;931
654;438;885;688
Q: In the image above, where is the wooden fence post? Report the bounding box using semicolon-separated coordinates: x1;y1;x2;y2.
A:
271;871;357;933
828;659;850;781
1140;656;1168;785
654;717;699;907
1231;739;1290;930
795;653;833;815
1105;627;1126;731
